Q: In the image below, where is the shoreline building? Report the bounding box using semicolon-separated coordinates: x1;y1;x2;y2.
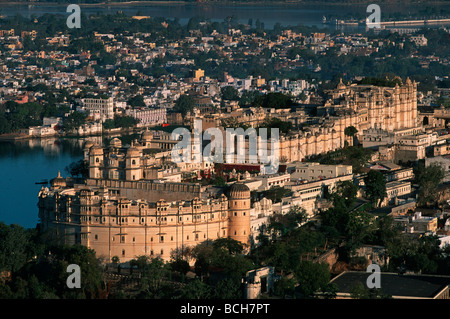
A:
80;97;115;122
38;166;253;263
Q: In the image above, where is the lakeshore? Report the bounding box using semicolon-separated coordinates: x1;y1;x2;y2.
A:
0;0;449;6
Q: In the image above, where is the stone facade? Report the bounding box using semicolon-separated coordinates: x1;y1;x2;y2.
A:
38;180;253;263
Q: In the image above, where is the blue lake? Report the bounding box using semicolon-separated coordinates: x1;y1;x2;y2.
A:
0;138;85;229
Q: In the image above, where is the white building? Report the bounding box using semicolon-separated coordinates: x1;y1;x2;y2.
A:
289;162;353;182
126;107;167;127
81;97;114;122
410;34;427;46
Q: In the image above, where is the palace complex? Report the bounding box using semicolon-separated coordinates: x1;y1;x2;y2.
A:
37;79;422;263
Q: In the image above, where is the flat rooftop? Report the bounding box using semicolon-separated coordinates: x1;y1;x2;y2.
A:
331;271;450;299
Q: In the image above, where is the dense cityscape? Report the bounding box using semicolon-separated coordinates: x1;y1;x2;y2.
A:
0;2;450;305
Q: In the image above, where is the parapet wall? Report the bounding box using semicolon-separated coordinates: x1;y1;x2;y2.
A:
85;178;202;202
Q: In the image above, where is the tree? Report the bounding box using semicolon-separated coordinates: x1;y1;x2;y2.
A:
321;195;349;236
113;115;139;128
273;276;296;298
7;244;105;299
181;278;211;299
64;111;87;132
212;238;245;255
55;245;104;299
344;126;358;145
331;180;358;207
138;257;170;298
132;255;150;271
294;261;336;299
342;146;372;174
254;92;294;109
267;205;307;239
111;256;120;264
173;94;195;116
169;258;190;276
372;215;402;247
417;162;445;206
259;186;291;203
127;95;146;108
221;86;240;101
344;210;377;255
239;90;261;107
0;223;34;273
350;282;391;299
65;159;89;178
258;117;293;135
194;254;210;279
364;170;387;207
386;235;444;274
214;278;242;299
102;119;115;130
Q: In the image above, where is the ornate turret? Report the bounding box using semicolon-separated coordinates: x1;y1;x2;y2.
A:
337;78;346;90
141;129;153;148
125;142;142;181
228;183;251;246
89;144;104;179
109;137;122;150
50;171;66;189
83;140;95;159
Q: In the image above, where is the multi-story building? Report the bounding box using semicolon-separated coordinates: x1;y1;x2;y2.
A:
410;34;428;46
381;181;412;207
81;97;114;122
289;162;352;182
328;78;418;133
394;211;438;234
125;107;167;127
38;174;253;263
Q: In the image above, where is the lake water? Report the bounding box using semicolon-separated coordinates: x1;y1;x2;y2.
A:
0;138;89;229
1;2;448;29
0;3;335;28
